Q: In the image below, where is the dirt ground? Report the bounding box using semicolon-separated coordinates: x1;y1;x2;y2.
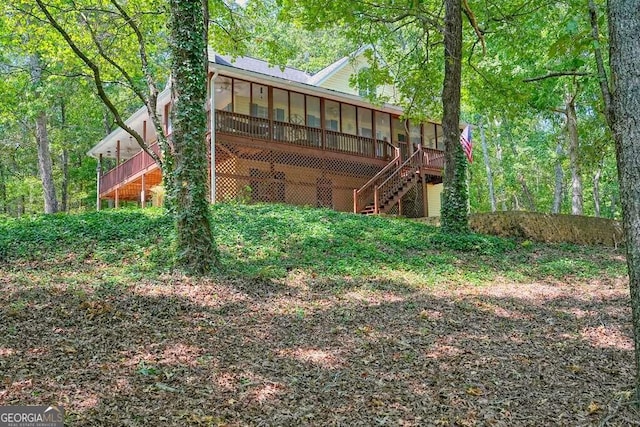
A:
1;267;638;426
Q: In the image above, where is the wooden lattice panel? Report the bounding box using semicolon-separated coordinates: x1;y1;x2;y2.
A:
400;184;425;218
214;139;385;211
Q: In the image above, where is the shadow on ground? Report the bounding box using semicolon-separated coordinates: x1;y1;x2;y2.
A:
0;269;636;426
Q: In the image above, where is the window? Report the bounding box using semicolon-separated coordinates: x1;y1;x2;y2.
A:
306;95;321;128
375;111;390;141
273;88;289;122
290;92;305;125
409;121;422;148
341;104;357;136
358;107;372;138
233;80;250;115
251;83;268;119
392;117;407;143
324;100;340;131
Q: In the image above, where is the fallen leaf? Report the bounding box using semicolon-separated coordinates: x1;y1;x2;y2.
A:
466;387;483;396
587;401;602;414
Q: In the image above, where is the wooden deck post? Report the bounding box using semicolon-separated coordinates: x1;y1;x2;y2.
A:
96;153;102;211
140;173;146;208
353;189;357;213
422;175;429;217
115;140;120;209
374;185;379;214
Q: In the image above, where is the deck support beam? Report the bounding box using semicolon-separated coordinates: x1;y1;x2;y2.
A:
422;174;428;217
96;153;102;211
141;173;146;208
209;71;217;204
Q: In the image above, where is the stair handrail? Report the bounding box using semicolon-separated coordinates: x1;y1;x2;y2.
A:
353;146;401;213
377;146;422;190
374;147;423;213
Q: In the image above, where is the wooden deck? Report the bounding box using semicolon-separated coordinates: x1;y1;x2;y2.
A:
98;110;444;206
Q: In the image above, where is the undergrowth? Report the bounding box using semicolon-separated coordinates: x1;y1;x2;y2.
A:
0;203;627;287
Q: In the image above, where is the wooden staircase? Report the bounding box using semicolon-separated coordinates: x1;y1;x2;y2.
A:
354;147;424;215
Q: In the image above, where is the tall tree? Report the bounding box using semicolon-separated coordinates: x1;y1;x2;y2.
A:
167;0;218;273
29;54;58;214
593;0;640;402
478;119;496;212
439;0;467;233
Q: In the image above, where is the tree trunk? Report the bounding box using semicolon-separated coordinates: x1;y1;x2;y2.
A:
61;149;69;212
593;161;602;217
552;141;564;214
35;111;58;214
495;137;507;211
566;93;583;215
167;0;219;274
0;161;6;214
509;142;536;211
480;119;496;212
30;55;58;214
517;174;536;211
608;0;640;404
60;100;68;213
440;0;467;233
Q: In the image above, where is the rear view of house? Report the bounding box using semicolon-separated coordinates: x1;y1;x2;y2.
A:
88;48;446;217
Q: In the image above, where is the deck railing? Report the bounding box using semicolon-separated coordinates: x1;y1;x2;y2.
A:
216;110;394;160
374;147;423;213
353;146;402;213
100;142;159;193
100;110;407;196
423;147;445;170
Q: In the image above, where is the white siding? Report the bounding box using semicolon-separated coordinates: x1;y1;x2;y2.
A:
318;56;368;95
426;183;443;217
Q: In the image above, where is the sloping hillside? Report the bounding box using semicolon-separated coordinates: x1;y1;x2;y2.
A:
0;204;636;425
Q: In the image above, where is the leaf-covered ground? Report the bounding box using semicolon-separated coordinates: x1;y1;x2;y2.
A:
0;205;637;425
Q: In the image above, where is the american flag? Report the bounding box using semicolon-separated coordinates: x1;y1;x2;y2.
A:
460;125;473;163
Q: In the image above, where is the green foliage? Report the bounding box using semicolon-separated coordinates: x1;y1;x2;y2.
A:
1;204;626;288
0;208;173;270
426;232;515;255
441;147;469;233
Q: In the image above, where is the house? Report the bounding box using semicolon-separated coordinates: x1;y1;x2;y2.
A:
88;48;446;217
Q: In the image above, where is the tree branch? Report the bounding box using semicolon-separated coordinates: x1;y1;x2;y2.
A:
108;0;166;147
588;0;612;124
462;0;485;55
33;0;161;167
523;71;590;82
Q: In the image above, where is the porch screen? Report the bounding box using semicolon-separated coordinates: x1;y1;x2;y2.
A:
233;80;250;115
214;76;232;111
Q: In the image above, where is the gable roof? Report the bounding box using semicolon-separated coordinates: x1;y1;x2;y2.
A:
210;52;311;83
209;45;372;88
307;45;372;86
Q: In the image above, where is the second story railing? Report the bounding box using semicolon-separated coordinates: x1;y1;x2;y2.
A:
216;110;394;160
100;142;159;194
